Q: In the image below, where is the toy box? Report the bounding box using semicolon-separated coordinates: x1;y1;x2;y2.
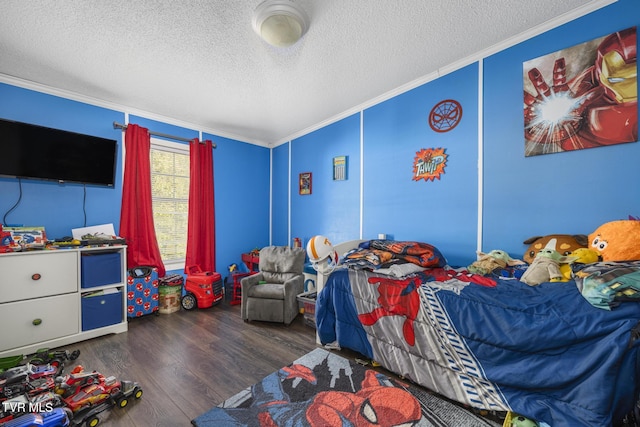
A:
81;251;122;288
297;291;317;328
303;263;317;292
158;273;184;314
4;226;46;250
126;266;159;318
81;289;123;331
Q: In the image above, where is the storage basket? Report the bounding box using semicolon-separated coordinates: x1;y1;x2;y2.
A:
296;291;317;328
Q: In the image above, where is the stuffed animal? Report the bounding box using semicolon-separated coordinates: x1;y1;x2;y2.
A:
556;247;600;282
506;412;539;427
589;220;640;261
467;250;524;275
522;234;588;264
520;240;577;286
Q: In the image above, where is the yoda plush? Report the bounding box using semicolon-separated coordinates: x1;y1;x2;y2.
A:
467;250;524;275
520;241;577;286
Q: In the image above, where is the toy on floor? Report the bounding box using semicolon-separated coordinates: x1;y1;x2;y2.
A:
55;365;143;426
181;266;223;310
520;239;577;286
522;234;588;264
30;348;81;372
467;250;525;275
1;407;71;427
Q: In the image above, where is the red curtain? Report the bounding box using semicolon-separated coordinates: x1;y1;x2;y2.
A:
185;139;216;273
119;124;166;277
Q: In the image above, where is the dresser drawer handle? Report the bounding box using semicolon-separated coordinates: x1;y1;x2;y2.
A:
32;318;42;326
31;273;42;281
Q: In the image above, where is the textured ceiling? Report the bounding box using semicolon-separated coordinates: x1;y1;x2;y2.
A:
0;1;612;146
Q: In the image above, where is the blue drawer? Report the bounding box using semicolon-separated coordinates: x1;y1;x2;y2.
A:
81;290;123;331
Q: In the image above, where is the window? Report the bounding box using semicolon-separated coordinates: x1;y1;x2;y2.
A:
150;138;189;271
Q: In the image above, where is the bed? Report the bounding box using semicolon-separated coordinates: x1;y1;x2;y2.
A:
314;239;640;427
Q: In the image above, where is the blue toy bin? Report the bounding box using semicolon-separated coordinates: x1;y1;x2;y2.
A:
81;251;122;288
81;289;123;331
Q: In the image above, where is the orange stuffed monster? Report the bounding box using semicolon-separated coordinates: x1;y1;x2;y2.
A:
589;219;640;261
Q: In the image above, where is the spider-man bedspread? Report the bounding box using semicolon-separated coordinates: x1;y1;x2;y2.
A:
315;267;640;427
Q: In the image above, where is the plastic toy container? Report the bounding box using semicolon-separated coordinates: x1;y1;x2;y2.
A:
159;285;182;314
303;263;317;292
296;291;317;328
81;251;122;288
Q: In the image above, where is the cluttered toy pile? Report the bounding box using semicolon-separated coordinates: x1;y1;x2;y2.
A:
0;348;142;426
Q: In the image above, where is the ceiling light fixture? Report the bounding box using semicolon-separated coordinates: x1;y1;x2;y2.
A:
252;0;309;48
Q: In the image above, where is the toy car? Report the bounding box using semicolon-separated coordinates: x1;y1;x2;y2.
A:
111;380;143;408
181;268;223;310
64;379;142;427
0;356;24;374
29;391;64;409
1;362;66;400
0;392;64;421
62;376;120;413
1;407;71;427
0;368;29;399
30;349;80;374
54;366;105;398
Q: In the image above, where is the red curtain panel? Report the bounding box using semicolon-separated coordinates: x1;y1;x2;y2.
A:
119;124;166;277
185;139;216;273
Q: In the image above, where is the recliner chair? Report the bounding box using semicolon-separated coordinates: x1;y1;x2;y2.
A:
241;246;306;325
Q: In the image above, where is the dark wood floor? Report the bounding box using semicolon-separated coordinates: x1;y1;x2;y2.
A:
62;300;320;426
52;299;505;426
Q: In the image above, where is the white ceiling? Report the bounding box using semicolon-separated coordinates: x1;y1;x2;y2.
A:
0;1;613;146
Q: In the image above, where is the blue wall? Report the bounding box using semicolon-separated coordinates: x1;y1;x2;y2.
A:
208;132;270;273
279;0;640;267
0;88;270;280
2;0;638;273
0;84;124;238
363;64;479;266
287;114;361;248
482;0;640;257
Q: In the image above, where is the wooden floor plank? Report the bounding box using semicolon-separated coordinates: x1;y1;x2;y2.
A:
57;301;318;426
37;299;504;426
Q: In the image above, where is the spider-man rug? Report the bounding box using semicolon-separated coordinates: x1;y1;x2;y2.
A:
192;348;501;427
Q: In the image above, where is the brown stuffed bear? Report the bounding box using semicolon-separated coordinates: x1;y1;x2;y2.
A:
522;234;588;264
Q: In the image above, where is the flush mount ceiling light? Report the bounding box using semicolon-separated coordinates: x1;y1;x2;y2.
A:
252;0;309;48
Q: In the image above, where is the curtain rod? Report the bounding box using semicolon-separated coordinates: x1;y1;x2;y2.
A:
113;122;217;148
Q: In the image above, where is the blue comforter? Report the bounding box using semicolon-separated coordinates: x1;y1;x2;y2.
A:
316;267;640;426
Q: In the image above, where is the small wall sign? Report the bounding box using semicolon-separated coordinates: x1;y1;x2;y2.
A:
299;172;312;195
412;148;447;182
333;156;348;181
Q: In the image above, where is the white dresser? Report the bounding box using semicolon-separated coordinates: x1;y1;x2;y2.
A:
0;246;128;357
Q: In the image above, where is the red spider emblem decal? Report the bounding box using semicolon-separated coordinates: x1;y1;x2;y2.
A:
429;99;462;132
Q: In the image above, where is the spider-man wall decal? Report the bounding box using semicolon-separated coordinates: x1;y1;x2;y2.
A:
429;99;463;132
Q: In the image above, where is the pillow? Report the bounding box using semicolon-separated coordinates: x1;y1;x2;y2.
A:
573;261;640;310
369;240;447;268
343;247;396;270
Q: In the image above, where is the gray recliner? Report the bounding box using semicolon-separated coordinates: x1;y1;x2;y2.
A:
241;246;306;325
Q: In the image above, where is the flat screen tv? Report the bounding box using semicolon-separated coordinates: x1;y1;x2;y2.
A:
0;118;117;187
